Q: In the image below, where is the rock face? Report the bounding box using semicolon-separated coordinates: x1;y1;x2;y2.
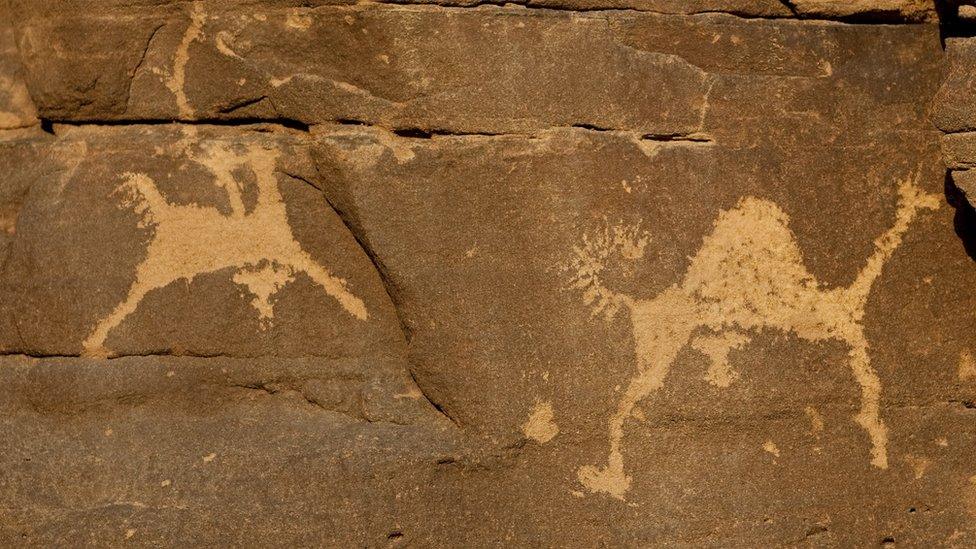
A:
935;37;976;205
2;0;975;546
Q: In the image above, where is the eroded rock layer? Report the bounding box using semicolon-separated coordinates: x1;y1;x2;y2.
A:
1;0;975;546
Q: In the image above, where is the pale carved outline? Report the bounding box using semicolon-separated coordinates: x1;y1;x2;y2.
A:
568;171;939;499
82;140;368;357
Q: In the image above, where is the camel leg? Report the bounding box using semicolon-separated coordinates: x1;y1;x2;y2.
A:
577;350;688;499
292;251;369;321
578;289;697;499
83;173;174;357
82;279;154;358
848;342;888;469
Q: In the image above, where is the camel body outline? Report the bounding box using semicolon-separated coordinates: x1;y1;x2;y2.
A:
82;140;368;357
569;173;940;499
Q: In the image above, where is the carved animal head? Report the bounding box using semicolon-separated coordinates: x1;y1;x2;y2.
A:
565;220;648;319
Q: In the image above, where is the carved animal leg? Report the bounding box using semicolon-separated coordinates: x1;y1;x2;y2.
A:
578;364;681;498
578;289;697;499
292;252;369;321
120;173;169;217
848;342;888;469
82;279;155;358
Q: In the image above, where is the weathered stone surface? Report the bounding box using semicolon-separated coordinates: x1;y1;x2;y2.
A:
311;15;948;419
0;18;36;129
15;5;714;133
933;37;976;208
0;132;46;261
0;123;463;545
1;125;412;360
1;0;973;546
306;124;976;543
941;131;976;170
7;0;794;16
5;0;937;34
11;4;938;131
304;15;976;544
0;355;460;546
932;37;976;135
790;0;935;21
940;132;976;202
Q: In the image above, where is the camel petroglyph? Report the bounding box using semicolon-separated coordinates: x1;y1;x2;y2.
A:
82;141;368;357
568;172;939;500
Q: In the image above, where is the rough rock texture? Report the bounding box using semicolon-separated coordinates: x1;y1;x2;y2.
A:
789;0;935;20
0;24;35;131
2;0;976;546
934;36;976;210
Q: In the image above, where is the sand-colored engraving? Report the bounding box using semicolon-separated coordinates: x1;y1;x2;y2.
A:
163;2;206;117
285;11;313;31
0;27;37;129
805;406;825;437
0;73;37;129
82;141;368;357
904;454;932;480
960;349;976;381
569;172;939;499
215;31;243;60
966;475;976;521
523;400;559;443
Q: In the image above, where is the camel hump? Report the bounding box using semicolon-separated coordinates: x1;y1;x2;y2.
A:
683;196;816;302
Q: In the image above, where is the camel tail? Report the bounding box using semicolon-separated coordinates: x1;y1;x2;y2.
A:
846;169;940;307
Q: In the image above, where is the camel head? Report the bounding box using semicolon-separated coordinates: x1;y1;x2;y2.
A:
565;219;648;320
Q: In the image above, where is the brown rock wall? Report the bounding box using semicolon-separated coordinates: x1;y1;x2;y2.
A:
3;0;976;546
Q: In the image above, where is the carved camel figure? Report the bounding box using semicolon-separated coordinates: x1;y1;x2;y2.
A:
82;141;368;357
569;172;939;499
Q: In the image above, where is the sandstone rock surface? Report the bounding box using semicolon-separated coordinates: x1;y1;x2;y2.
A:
0;23;35;130
934;36;976;215
1;0;975;546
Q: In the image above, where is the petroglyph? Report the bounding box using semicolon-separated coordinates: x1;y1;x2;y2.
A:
285;11;313;31
904;455;932;480
161;1;206;117
805;406;825;437
569;171;939;499
523;400;559;443
967;475;976;521
0;73;36;129
82;141;368;357
960;349;976;381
